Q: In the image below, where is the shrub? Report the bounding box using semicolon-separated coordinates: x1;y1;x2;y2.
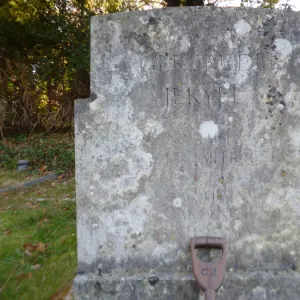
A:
0;133;74;173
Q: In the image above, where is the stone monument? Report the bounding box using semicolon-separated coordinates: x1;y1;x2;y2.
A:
74;7;300;299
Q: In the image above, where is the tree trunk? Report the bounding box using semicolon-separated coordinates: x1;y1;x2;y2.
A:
166;0;204;7
0;0;9;7
185;0;204;6
166;0;181;7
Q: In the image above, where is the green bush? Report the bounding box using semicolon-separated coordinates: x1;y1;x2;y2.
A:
0;141;17;169
0;133;75;173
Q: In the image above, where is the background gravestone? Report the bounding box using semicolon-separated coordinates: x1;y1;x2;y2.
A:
74;7;300;299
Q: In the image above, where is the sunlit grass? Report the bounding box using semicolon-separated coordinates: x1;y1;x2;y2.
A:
0;170;76;300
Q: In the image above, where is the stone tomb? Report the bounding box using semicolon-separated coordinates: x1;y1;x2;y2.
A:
74;8;300;299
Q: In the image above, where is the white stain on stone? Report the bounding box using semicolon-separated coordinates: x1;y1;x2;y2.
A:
239;53;252;70
224;82;230;89
251;286;267;299
86;95;156;201
144;118;164;138
234;19;251;36
139;16;148;25
93;173;100;181
236;71;250;85
199;121;219;139
290;129;300;147
148;23;174;52
278;103;285;110
172;197;182;208
228;116;233;122
287;189;300;217
101;150;153;197
274;38;292;59
255;243;264;251
99;194;152;258
179;35;191;52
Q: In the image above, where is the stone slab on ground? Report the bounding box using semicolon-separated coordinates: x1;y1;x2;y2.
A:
0;173;58;193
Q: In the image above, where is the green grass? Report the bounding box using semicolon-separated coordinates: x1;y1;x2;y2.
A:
0;170;76;300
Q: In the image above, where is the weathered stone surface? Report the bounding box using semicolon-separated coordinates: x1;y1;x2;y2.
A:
74;7;300;299
74;271;300;299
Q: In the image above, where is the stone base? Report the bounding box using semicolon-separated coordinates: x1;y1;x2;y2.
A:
74;271;300;300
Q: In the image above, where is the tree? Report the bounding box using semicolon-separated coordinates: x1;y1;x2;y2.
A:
0;0;95;133
167;0;204;7
0;0;293;135
0;0;9;7
240;0;280;8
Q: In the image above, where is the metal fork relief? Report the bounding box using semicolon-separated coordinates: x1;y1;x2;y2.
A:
190;236;226;300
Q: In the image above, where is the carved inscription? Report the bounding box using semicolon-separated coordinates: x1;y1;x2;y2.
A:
166;86;237;106
169;193;283;244
141;53;259;73
165;149;254;166
140;51;300;74
131;32;297;246
201;268;216;276
153;122;280;243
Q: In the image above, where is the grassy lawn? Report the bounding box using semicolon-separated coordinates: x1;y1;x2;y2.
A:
0;170;77;300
